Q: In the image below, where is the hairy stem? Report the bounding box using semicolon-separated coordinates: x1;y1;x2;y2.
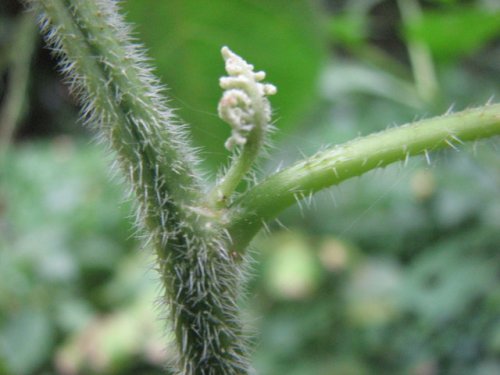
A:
227;104;500;251
24;0;500;373
28;0;250;373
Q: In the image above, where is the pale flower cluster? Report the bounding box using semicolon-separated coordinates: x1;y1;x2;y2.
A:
218;46;276;150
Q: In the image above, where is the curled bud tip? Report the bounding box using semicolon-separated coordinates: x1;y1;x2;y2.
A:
218;46;276;150
264;84;277;95
254;71;266;81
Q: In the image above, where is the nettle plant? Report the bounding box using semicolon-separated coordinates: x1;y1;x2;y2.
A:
26;0;500;374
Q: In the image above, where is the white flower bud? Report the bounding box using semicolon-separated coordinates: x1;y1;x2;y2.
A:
218;46;276;150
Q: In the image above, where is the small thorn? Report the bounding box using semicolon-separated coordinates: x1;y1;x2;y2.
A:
274;218;288;231
294;193;305;218
445;103;455;115
403;151;410;168
275;160;284;173
262;219;271;234
306;191;314;207
424;150;431;165
332;167;339;179
445;138;459;152
328;188;338;207
472;140;479;156
450;134;464;145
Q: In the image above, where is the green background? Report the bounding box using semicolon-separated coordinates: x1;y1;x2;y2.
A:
0;0;499;374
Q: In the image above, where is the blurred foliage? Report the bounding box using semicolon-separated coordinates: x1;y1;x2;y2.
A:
403;5;500;63
1;0;500;374
124;0;325;169
252;146;500;374
0;141;170;374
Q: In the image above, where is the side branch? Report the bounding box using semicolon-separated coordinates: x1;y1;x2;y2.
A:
227;104;500;251
208;47;276;209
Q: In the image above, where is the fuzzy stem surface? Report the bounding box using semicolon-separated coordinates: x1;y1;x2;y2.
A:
228;104;500;251
29;0;250;373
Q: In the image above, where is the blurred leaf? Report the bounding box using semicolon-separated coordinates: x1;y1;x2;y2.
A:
124;0;325;169
475;362;500;375
346;259;402;326
55;298;94;334
0;308;54;374
403;6;500;62
400;240;497;322
329;13;367;47
101;251;156;306
55;278;169;374
318;236;356;272
316;358;369;375
1;141;135;268
261;231;322;300
321;62;421;107
0;139;184;373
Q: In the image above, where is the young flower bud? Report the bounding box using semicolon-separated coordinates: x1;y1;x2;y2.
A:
218;46;276;150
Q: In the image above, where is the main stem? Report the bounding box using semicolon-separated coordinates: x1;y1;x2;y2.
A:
29;0;249;373
227;104;500;251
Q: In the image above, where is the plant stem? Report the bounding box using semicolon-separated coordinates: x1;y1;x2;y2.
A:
227;104;500;252
0;12;37;159
398;0;439;102
29;1;250;373
208;47;276;209
24;0;500;373
208;104;267;209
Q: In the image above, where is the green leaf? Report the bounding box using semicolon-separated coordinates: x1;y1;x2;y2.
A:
124;0;325;168
403;6;500;62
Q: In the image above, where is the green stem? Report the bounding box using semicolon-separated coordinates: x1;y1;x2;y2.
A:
208;104;267;209
351;44;411;81
0;12;37;159
398;0;439;102
29;1;250;373
207;47;275;209
227;104;500;252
